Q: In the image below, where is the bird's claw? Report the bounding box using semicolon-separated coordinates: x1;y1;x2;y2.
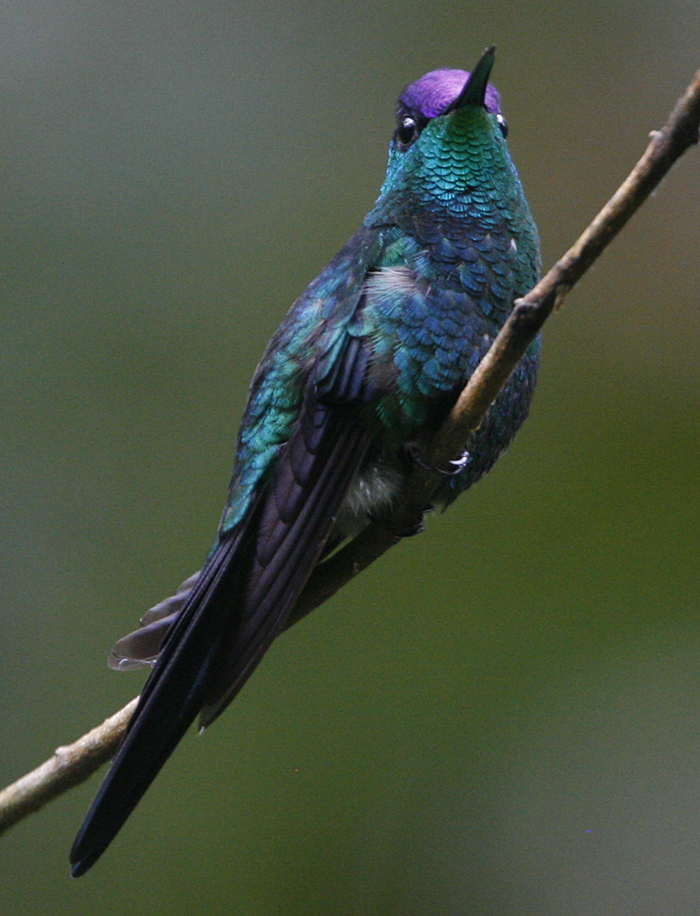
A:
390;511;428;538
408;444;470;477
367;504;433;538
444;450;470;475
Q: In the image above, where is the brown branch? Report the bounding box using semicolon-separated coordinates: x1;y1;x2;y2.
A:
0;700;138;835
1;66;698;839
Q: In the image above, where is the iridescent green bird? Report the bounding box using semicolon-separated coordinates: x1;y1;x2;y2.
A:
71;47;540;876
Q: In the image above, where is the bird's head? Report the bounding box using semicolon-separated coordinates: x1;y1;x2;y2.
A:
366;47;519;226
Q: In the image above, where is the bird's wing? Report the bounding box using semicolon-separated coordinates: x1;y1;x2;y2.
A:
199;372;372;727
70;320;374;877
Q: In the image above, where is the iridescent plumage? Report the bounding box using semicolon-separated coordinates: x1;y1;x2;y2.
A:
71;48;540;876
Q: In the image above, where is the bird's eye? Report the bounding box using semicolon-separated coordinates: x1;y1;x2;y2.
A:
395;116;419;150
496;114;508;138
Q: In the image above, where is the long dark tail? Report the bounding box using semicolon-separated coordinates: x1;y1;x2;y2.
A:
69;532;247;877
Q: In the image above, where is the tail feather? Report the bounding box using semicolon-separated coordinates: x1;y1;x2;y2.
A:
108;572;201;671
69;531;248;877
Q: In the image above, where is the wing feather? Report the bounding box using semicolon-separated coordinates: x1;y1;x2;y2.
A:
200;403;369;726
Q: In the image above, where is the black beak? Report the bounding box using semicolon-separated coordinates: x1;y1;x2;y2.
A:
446;46;496;112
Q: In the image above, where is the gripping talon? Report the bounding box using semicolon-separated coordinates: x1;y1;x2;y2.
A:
407;444;470;477
390;512;427;538
445;450;470;475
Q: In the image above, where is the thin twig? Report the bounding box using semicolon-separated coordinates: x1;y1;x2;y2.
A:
0;700;138;834
1;67;698;839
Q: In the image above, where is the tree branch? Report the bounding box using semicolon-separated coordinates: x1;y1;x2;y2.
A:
0;700;138;835
1;66;698;839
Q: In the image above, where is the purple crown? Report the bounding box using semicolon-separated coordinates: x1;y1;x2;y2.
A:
399;68;501;119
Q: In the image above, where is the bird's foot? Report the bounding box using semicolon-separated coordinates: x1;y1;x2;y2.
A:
368;504;433;538
407;444;470;477
389;511;429;538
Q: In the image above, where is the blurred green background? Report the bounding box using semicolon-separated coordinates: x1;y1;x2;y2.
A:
2;2;699;914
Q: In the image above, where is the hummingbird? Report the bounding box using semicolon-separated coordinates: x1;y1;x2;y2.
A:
70;46;540;876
